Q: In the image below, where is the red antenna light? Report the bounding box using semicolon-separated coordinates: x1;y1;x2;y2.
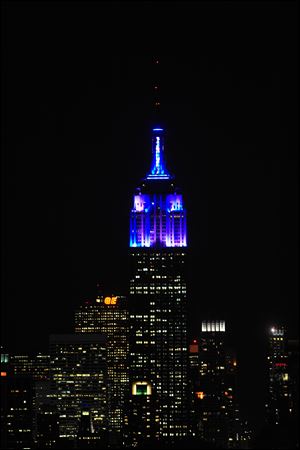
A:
153;57;161;120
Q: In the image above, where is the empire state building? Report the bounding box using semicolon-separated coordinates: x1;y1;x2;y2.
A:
127;126;189;444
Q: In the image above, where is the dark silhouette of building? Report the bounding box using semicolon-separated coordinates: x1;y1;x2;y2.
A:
188;320;249;449
252;326;299;449
0;350;34;449
266;326;291;425
9;353;56;447
286;338;299;428
123;380;159;447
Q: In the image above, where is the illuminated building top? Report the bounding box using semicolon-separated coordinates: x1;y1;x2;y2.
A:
270;326;285;336
202;320;226;333
130;127;187;248
146;127;171;180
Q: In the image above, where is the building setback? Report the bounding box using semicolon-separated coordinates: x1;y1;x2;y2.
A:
189;320;248;449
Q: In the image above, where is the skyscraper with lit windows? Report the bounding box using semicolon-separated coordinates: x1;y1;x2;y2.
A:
189;320;246;449
8;353;55;448
74;292;129;447
266;325;292;426
1;351;35;449
49;334;108;448
128;126;188;444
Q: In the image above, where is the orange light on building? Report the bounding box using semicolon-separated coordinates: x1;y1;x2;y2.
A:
104;296;118;305
195;391;204;399
189;344;199;353
1;372;7;377
233;360;237;366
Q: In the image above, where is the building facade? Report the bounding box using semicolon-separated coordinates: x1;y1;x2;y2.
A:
49;334;108;448
128;127;189;445
0;351;34;449
286;338;299;427
266;325;292;426
75;293;129;447
189;320;245;449
9;353;55;448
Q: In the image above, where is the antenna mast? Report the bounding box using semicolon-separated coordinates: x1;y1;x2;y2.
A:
153;57;161;125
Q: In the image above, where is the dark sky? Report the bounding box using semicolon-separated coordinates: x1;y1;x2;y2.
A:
1;0;298;432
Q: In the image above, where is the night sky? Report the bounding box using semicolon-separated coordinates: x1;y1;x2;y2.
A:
1;1;298;433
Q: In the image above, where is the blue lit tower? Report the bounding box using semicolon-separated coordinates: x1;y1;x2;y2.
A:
130;127;187;248
128;125;189;444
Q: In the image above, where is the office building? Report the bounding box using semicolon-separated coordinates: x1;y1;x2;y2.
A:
75;293;129;447
9;353;54;448
189;320;243;448
287;338;299;424
128;126;189;444
49;334;108;448
266;325;292;426
123;380;159;447
1;350;34;449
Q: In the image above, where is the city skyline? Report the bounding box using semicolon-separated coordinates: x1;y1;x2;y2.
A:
1;0;298;441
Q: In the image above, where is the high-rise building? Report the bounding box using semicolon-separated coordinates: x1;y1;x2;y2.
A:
1;350;11;449
128;126;189;445
266;325;292;426
123;380;159;448
34;380;58;449
10;354;50;381
75;293;129;447
287;338;299;425
9;353;55;448
189;320;244;449
252;325;300;449
1;351;34;449
188;338;201;439
49;334;108;448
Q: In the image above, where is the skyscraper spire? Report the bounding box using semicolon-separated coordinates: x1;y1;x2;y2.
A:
147;127;170;180
128;73;189;445
146;57;170;179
